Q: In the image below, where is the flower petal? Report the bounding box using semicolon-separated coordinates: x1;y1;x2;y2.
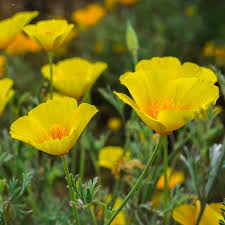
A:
115;92;166;134
172;204;197;225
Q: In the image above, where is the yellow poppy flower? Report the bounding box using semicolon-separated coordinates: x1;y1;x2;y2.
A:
98;146;144;179
71;4;106;28
10;97;98;155
0;55;6;78
112;197;126;225
6;32;41;55
23;19;74;52
115;57;219;134
41;57;107;100
156;167;185;190
118;0;139;6
0;11;38;49
107;117;122;131
0;78;14;116
173;200;224;225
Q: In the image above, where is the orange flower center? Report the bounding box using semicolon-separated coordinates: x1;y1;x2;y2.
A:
50;124;69;140
145;99;188;119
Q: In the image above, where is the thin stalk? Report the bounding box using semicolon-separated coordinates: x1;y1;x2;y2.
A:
71;145;77;174
61;155;80;225
105;135;163;225
27;185;41;218
47;52;54;99
163;135;169;225
79;133;86;181
89;207;98;225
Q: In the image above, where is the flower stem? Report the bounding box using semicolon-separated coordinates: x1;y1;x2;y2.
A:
47;52;54;100
79;133;86;181
105;135;163;225
61;155;80;225
163;135;169;225
89;207;98;225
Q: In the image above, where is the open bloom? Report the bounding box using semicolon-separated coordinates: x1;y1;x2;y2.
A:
0;78;14;116
6;32;41;55
115;57;219;134
173;199;224;225
41;57;107;100
23;19;74;51
0;11;38;49
10;97;98;155
0;55;6;78
71;4;106;28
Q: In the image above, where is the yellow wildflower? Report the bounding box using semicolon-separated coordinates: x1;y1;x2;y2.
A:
0;55;6;78
107;117;122;131
118;0;139;6
6;32;41;55
213;106;222;115
71;4;106;28
98;146;144;179
173;200;224;225
10;97;98;155
0;78;14;116
112;197;126;225
115;57;219;135
0;11;38;50
151;167;184;208
156;167;185;190
185;6;196;17
41;57;107;100
23;19;74;52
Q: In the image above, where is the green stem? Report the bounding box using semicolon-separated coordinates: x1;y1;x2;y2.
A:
90;207;98;225
79;133;86;181
61;155;80;225
27;185;41;218
163;135;169;225
72;145;77;174
105;135;163;225
47;52;54;99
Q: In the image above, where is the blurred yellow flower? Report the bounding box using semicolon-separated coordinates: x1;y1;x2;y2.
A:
112;44;125;54
71;4;106;28
115;57;219;134
98;146;144;179
0;78;14;116
112;197;126;225
41;57;107;100
202;41;215;57
214;45;225;60
107;117;122;131
156;167;185;190
23;19;74;52
185;6;196;17
173;200;224;225
6;32;41;55
0;55;6;78
0;11;38;49
104;0;118;10
118;0;139;6
10;97;98;155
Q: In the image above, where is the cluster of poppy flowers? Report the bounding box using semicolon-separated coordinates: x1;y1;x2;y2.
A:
0;9;223;225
